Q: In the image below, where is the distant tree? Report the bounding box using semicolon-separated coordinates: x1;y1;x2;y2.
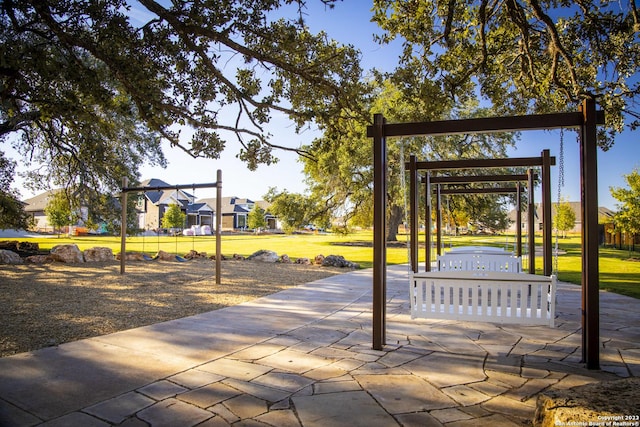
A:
302;80;517;241
247;205;267;231
610;168;640;252
0;152;30;230
264;188;327;234
161;203;186;231
476;201;512;234
44;191;76;236
554;199;576;238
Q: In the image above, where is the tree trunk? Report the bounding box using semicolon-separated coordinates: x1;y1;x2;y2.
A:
387;204;403;242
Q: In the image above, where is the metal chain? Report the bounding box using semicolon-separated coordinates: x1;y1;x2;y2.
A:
554;129;565;275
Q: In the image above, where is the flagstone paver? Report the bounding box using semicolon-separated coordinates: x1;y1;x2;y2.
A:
0;266;638;426
136;398;213;427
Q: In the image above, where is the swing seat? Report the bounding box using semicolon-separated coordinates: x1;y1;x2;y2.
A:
437;252;522;273
410;271;556;327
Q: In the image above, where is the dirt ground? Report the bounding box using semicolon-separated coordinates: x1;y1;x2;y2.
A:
0;259;346;358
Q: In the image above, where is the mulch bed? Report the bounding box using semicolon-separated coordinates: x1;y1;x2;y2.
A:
0;259;345;357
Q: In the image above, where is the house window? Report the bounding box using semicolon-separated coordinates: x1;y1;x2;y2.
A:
237;214;247;228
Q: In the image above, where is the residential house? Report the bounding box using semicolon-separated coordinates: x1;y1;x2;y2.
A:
136;178;214;233
506;201;615;234
196;197;278;231
22;190;57;232
22;189;95;234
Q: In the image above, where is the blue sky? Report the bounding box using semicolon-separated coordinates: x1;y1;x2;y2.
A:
10;2;639;209
137;1;636;209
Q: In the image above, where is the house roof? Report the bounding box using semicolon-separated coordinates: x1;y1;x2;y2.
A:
22;189;60;212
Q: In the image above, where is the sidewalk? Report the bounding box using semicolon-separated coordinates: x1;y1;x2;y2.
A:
1;265;638;426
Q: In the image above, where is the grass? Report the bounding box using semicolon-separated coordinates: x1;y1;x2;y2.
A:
6;230;640;299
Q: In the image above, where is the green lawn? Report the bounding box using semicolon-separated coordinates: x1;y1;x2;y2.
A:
6;230;640;299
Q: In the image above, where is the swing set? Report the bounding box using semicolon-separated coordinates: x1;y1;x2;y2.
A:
119;170;223;284
368;99;604;369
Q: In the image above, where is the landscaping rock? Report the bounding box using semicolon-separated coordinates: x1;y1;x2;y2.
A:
295;257;311;265
247;249;279;263
17;242;39;252
50;244;84;263
155;250;175;261
184;250;207;259
83;247;114;262
533;377;640;427
116;252;147;261
25;255;53;264
279;254;291;263
322;254;359;269
0;241;18;251
314;254;325;265
0;249;23;264
233;253;245;260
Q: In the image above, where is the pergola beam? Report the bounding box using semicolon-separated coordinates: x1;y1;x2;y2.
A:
438;187;519;195
367;111;604;138
428;174;538;184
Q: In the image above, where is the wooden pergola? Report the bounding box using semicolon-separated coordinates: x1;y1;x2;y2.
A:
417;168;542;274
367;99;604;369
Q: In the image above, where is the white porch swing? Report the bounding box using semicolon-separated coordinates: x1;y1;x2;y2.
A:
404;138;563;327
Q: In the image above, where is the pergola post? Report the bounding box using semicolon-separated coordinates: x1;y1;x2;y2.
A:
409;155;419;273
516;183;522;257
120;177;128;275
528;169;536;274
372;113;387;350
436;184;442;256
542;149;553;276
580;98;600;369
215;169;222;285
425;173;432;272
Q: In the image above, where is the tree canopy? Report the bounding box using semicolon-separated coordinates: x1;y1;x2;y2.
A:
610;168;640;244
302;80;520;240
372;0;640;148
1;0;364;194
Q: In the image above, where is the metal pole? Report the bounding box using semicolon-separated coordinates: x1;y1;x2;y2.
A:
215;169;222;285
528;169;536;274
542;149;553;276
120;177;128;275
372;113;387;350
580;98;600;369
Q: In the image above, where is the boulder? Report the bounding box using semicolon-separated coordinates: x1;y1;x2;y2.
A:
155;250;175;261
116;252;147;261
25;255;53;264
50;244;84;263
17;241;39;252
209;254;227;261
184;250;208;259
314;254;325;265
322;254;359;269
295;257;311;265
247;250;279;263
279;254;291;264
233;253;245;260
0;241;18;251
533;377;640;427
0;249;23;264
83;247;114;262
